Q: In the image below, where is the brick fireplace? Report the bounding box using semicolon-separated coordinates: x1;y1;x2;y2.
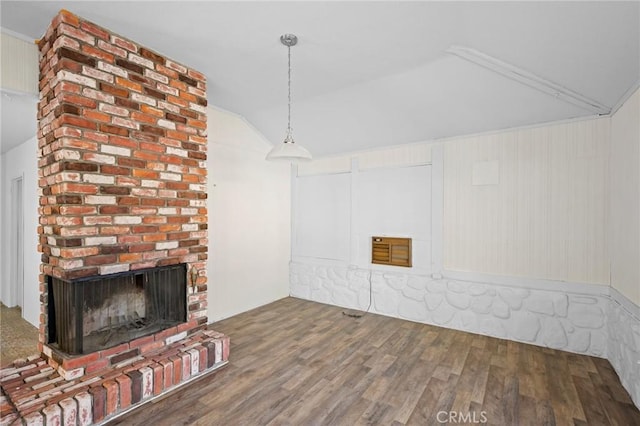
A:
0;10;228;425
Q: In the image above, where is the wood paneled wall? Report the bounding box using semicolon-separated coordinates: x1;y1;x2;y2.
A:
443;118;610;284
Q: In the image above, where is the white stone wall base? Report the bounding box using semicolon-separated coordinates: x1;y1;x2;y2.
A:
290;262;640;408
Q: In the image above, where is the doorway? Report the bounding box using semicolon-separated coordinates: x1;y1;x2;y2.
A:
11;176;24;308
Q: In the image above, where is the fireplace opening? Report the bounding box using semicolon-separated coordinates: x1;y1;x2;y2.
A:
47;264;187;355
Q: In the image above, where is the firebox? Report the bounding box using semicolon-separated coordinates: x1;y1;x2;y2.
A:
47;264;187;355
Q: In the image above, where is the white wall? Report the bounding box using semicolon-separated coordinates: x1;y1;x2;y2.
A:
206;107;291;322
610;88;640;305
443;118;611;284
0;136;40;327
293;145;434;276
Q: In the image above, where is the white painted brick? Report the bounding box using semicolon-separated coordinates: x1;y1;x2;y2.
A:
75;392;93;426
59;259;84;269
182;224;198;231
189;184;206;192
59;397;77;426
131;93;156;106
98;60;127;77
128;53;154;69
100;264;129;275
82;88;115;103
82;66;114;83
99;103;130;117
144;69;169;84
141;179;161;188
23;411;44;426
157;100;180;113
114;216;142;225
166;60;187;73
84;236;118;246
131;188;157;197
214;339;223;363
187;86;206;97
85;195;116;205
158;119;176;130
156;241;178;250
52;35;79;51
57;70;96;88
55;149;81;161
158;190;176;198
140;366;154;399
167;164;187;174
181;208;197;215
101;144;131;157
160;172;181;181
156;83;179;95
158;207;177;215
59;367;84;381
166;147;187;158
42;404;62;426
84;152;115;164
112;117;139;130
165;331;187;345
189;103;207;113
83;174;115;184
188;348;200;375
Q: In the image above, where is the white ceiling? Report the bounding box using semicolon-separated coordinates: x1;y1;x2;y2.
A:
1;1;638;157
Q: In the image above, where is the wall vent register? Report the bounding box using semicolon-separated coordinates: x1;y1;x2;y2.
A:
371;237;412;267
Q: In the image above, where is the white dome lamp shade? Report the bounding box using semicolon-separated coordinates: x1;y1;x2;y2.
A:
266;34;312;162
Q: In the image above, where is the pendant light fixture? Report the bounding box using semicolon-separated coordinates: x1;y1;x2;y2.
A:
266;34;312;162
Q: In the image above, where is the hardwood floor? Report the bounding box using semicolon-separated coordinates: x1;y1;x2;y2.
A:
111;297;640;425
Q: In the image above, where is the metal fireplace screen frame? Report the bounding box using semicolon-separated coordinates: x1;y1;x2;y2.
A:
47;264;187;355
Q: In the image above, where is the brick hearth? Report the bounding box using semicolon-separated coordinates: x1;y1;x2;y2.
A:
0;9;229;425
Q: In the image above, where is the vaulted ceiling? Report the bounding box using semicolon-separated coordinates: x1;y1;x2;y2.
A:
1;1;638;156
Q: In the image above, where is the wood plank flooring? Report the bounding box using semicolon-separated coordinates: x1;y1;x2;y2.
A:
111;297;640;425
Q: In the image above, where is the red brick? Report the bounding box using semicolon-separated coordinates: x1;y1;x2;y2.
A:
58;9;80;27
109;135;138;149
85;358;109;374
127;370;143;404
115;76;142;92
170;356;182;384
99;123;129;136
83;109;110;123
60;115;98;130
222;336;230;361
79;21;109;41
115;375;132;410
89;385;106;423
81;44;114;63
139;340;164;355
160;360;173;389
129;335;154;349
198;345;208;371
60;351;100;370
131;111;158;124
140;104;164;117
152;363;163;396
100;83;129;98
118;252;142;263
103;380;118;416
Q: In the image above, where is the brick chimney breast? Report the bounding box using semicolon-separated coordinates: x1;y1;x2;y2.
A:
37;9;208;351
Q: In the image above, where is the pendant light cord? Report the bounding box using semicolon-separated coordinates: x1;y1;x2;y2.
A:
287;43;292;139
